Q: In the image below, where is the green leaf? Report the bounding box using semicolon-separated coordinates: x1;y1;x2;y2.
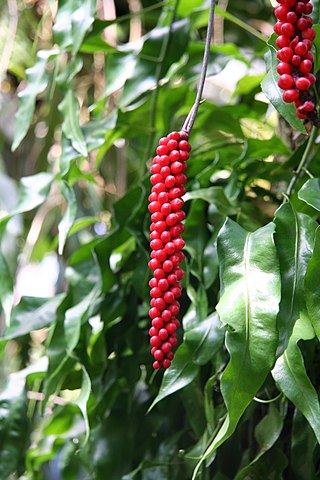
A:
0;249;14;325
193;220;280;477
119;19;189;107
290;409;318;480
1;294;66;341
235;404;285;479
58;182;77;255
53;0;96;55
272;315;320;443
184;312;225;366
59;90;88;157
75;366;91;445
261;36;306;134
12;49;59;151
184;187;236;216
274;202;317;354
148;343;198;411
64;283;101;354
298;178;320;212
305;226;320;340
234;74;264;96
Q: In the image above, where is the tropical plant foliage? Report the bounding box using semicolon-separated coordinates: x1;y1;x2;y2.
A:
1;0;320;478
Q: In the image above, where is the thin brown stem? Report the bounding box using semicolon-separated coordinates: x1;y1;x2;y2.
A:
182;0;216;135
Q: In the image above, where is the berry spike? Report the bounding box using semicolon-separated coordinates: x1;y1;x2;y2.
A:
147;0;215;370
274;0;319;125
148;131;190;369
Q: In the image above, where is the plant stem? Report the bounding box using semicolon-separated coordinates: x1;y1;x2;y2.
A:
182;0;216;135
285;125;318;198
146;0;179;159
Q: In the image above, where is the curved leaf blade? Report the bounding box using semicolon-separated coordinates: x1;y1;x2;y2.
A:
298;178;320;212
305;226;320;340
274;202;317;354
193;220;281;476
272;315;320;443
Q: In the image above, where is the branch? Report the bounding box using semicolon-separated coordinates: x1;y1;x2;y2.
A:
285;125;318;198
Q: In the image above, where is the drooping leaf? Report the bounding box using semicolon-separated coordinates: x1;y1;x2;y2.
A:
53;0;96;55
0;248;14;325
298;178;320;212
1;294;66;341
58;181;77;255
75;366;91;445
59;90;88;157
290;409;318;480
305;226;320;340
193;220;281;477
272;315;320;443
261;35;305;134
148;343;199;411
274;202;317;354
184;312;225;366
12;49;59;151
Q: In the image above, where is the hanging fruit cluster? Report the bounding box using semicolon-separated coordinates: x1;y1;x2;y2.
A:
148;131;191;369
274;0;319;124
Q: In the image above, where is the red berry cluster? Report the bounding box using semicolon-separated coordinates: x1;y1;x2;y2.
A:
148;130;191;369
274;0;319;124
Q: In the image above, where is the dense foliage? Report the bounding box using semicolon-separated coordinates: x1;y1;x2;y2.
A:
1;0;320;478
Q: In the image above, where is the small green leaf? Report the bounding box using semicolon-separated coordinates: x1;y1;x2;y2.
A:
184;187;236;216
234;74;264;96
1;294;66;341
58;181;77;255
148;343;198;411
193;220;281;477
53;0;96;55
305;226;320;340
184;312;225;366
272;315;320;443
12;49;59;151
261;36;306;134
298;178;320;212
59;90;88;157
75;366;91;445
274;202;317;354
0;249;14;325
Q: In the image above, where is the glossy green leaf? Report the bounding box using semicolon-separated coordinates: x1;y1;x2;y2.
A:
261;36;305;134
119;19;189;107
12;49;59;151
305;226;320;340
1;294;66;341
274;202;317;353
193;220;280;477
75;366;91;445
58;182;77;255
298;178;320;212
148;343;198;411
59;90;88;157
184;187;236;216
235;404;284;479
272;315;320;443
184;312;225;366
64;284;101;354
290;409;317;480
234;74;264;96
53;0;96;55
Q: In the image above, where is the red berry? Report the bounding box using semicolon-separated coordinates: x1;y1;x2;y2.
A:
154;297;166;310
291;55;301;66
150;336;161;347
165;175;176;188
276;35;290;48
162;342;172;353
149;327;158;337
153;361;161;369
169;150;180;162
154;268;165;279
281;22;295;37
158;278;169;291
277;62;292;75
163;359;171;369
282;89;299;102
278;74;294;90
302;28;316;40
286;11;297;23
152;317;163;329
299;59;312;74
149;307;160;319
163;260;173;273
154;349;164;361
167;139;178;150
156;145;168;156
160;231;171;243
295;42;308;56
276;47;293;62
295;77;311;90
171;162;184;174
297;17;308;30
161;203;171;216
275;5;289;20
304;2;312;14
159;328;169;341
